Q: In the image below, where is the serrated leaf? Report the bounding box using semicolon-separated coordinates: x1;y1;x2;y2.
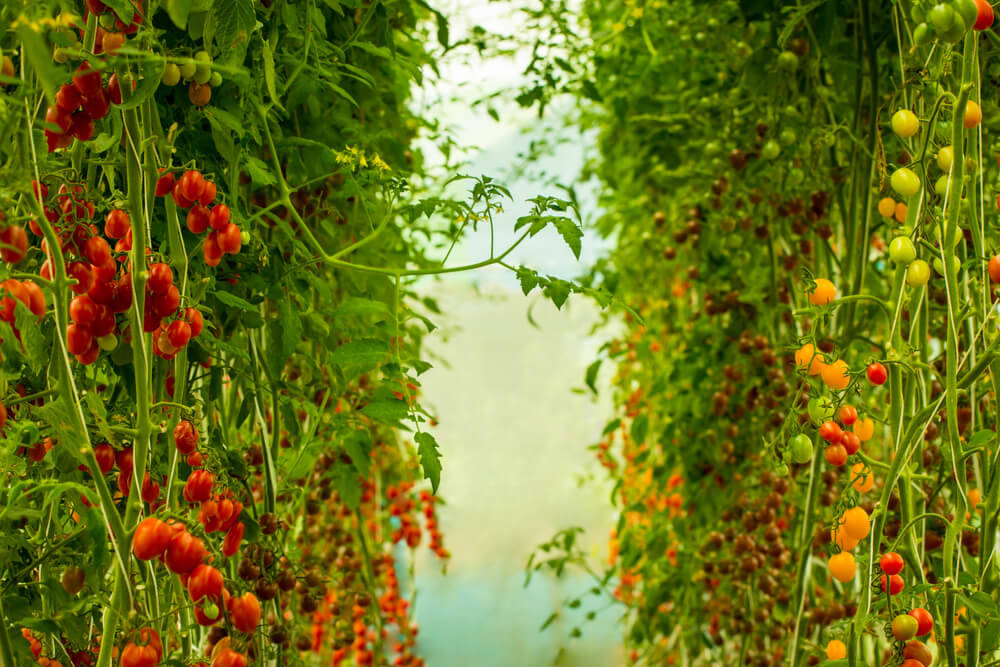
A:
243;156;277;187
415;432;442;493
166;0;193;28
517;268;539;296
344;432;371;477
359;399;409;424
544;279;571;309
631;415;648;445
553;218;583;259
333;297;390;318
331;339;389;368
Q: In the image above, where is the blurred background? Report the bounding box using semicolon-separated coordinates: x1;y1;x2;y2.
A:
403;1;626;664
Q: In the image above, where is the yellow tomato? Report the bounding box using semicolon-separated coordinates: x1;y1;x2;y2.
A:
829;551;856;582
841;507;871;540
853;417;875;442
894;202;908;223
821;359;850;390
809;278;837;305
831;526;859;551
826;639;847;660
877;197;896;218
795;343;825;376
964;100;982;129
851;463;874;493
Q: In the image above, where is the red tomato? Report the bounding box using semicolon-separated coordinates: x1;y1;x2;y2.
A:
866;362;887;385
185;307;204;337
880;551;904;575
209;204;231;231
909;607;933;636
69;294;98;328
84;235;111;266
68;261;95;294
179;170;206;202
72;63;102;97
167;319;192;348
135;627;163;661
840;431;860;455
119;643;157;667
975;0;995;29
104;209;130;239
174;420;198;454
824;444;848;466
155;171;176;198
0;225;28;263
56;84;82;112
222;521;245;557
165;530;206;574
211;649;248;667
152;284;181;318
228;592;262;634
183;470;215;503
187;205;211;234
204;233;223;267
132;517;172;560
819;421;843;443
218;223;242;254
199;181;217;206
188;563;224;602
198;500;222;533
837;405;857;425
880;574;905;595
146;262;173;295
94;442;115;475
67;323;94;355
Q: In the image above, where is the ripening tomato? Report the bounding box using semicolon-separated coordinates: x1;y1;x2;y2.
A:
808;278;836;305
133;517;172;560
989;256;1000;283
877;197;896;218
183;469;215;503
903;640;933;666
881;574;905;595
964;100;982;129
228;592;262;634
866;362;887;385
828;551;855;582
880;551;904;575
187;205;211;234
975;0;995;29
189;81;212;107
909;607;933;636
824;444;848;466
891;109;919;138
819;421;843;443
209;204;231;231
826;639;847;660
179;170;206;202
167;319;192;348
892;614;918;641
218;223;242;254
831;526;859;551
165;530;206;574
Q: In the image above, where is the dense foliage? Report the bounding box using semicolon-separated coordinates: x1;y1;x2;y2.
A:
527;0;1000;666
0;1;593;666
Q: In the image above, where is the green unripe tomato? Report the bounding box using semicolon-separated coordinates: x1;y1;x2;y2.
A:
787;168;805;186
892;614;919;641
210;71;223;87
935;175;954;197
913;22;934;44
194;66;212;85
775;463;790;477
789;434;814;464
955;0;978;29
929;3;959;33
937;145;954;171
906;259;931;287
889;236;918;263
53;47;70;64
891;167;921;197
779;128;796;145
162;63;181;86
777;51;799;70
180;61;197;81
762;140;781;159
933;255;961;275
807;397;835;426
98;334;118;352
719;217;736;233
891;109;920;138
99;13;117;29
202;601;220;620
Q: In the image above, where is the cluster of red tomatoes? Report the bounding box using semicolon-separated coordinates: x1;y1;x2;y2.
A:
22;627;99;667
44;63;124;151
155;169;242;266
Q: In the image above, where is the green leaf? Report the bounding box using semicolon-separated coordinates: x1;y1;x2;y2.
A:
631;414;648;445
243;156;277;187
961;591;997;616
331;339;389;369
344;432;371;478
166;0;194;29
262;38;284;110
17;25;62;102
517;267;539;296
103;0;136;23
967;429;994;450
415;432;442;493
584;359;601;394
540;611;559;630
212;290;256;311
333;464;361;510
278;298;302;361
543;279;571;309
602;418;621;435
281;438;324;479
214;0;257;50
359;399;409;424
333;297;390;318
553;218;583;259
14;307;44;375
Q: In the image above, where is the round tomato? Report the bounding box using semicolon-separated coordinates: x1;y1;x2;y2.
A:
824;444;848;466
808;278;836;305
906;259;931;287
888;236;917;263
891;109;919;138
212;649;248;667
819;421;843;443
866;362;887;385
880;551;904;575
881;573;905;595
788;434;813;464
892;614;918;641
890;167;921;197
828;551;855;582
120;643;157;667
909;607;933;636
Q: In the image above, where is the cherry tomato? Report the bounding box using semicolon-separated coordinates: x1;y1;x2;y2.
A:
837;405;857;425
891;614;918;641
132;517;172;560
808;278;836;305
891;167;921;197
881;573;905;595
165;530;206;574
828;551;855;582
840;431;860;455
880;551;904;575
909;607;933;636
228;592;262;634
866;362;887;385
824;444;848;466
174;420;198;454
819;421;843;443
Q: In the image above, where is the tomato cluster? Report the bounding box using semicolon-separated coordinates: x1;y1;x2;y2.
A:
155;169;242;266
